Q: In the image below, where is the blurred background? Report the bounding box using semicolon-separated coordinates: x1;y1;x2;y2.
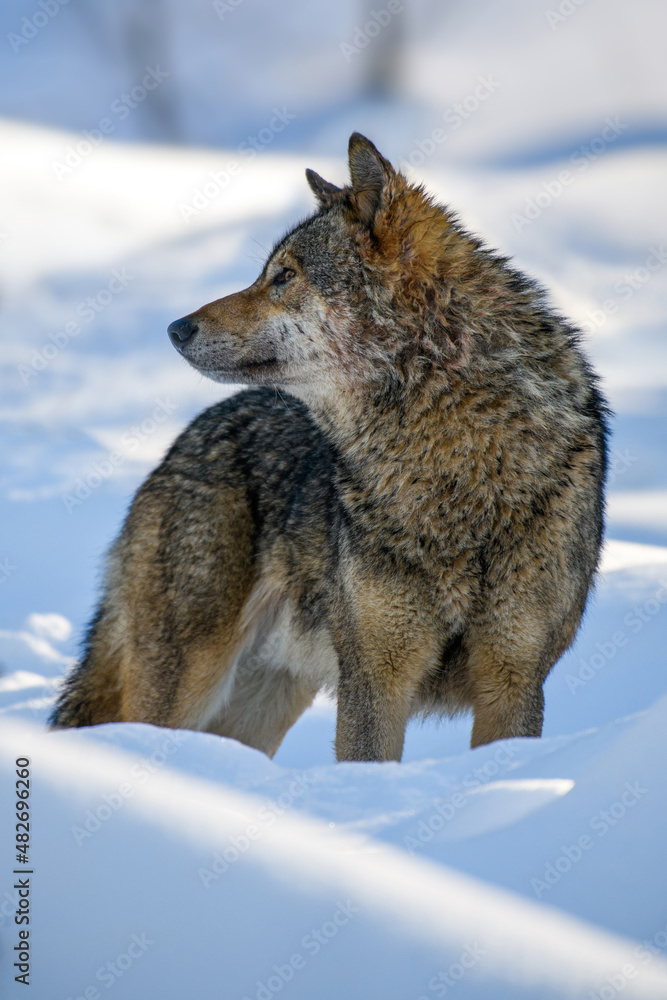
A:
1;0;666;760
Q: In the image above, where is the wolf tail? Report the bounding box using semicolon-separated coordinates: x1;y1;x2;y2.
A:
50;602;124;728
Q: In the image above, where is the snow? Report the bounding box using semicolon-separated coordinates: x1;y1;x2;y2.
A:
2;0;667;996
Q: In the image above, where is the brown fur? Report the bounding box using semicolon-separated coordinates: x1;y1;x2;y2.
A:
51;134;608;762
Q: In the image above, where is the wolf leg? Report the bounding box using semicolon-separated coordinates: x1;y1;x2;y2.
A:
468;536;594;747
52;470;257;732
468;655;546;747
331;592;442;762
335;665;412;763
467;608;577;746
205;658;318;758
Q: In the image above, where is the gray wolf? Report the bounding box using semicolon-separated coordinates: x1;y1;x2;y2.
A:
51;133;608;762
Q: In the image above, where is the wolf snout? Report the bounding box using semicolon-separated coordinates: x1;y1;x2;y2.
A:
168;316;199;348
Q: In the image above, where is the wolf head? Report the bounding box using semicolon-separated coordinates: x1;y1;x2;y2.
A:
168;133;500;403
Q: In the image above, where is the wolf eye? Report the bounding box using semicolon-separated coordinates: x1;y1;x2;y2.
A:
273;267;295;286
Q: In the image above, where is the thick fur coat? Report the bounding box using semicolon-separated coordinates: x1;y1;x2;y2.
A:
52;134;608;762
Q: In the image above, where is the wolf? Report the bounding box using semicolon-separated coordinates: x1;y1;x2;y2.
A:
51;133;608;762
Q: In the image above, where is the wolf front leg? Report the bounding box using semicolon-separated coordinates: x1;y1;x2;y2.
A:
466;596;585;747
467;524;594;747
331;598;442;762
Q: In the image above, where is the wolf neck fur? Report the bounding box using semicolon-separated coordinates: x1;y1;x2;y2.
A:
297;368;474;545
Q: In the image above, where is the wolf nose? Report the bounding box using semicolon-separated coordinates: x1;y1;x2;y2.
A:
168;316;198;346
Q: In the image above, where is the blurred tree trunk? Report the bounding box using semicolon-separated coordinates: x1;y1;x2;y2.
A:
76;0;179;142
362;1;405;99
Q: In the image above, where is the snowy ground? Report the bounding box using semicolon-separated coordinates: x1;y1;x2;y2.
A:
2;1;667;996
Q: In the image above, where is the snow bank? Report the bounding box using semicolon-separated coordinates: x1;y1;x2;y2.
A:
2;716;667;999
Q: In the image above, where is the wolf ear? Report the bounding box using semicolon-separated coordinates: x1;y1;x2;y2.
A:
348;132;394;227
305;168;343;209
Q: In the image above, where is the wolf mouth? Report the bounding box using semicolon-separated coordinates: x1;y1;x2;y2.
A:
191;357;281;383
237;358;279;371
